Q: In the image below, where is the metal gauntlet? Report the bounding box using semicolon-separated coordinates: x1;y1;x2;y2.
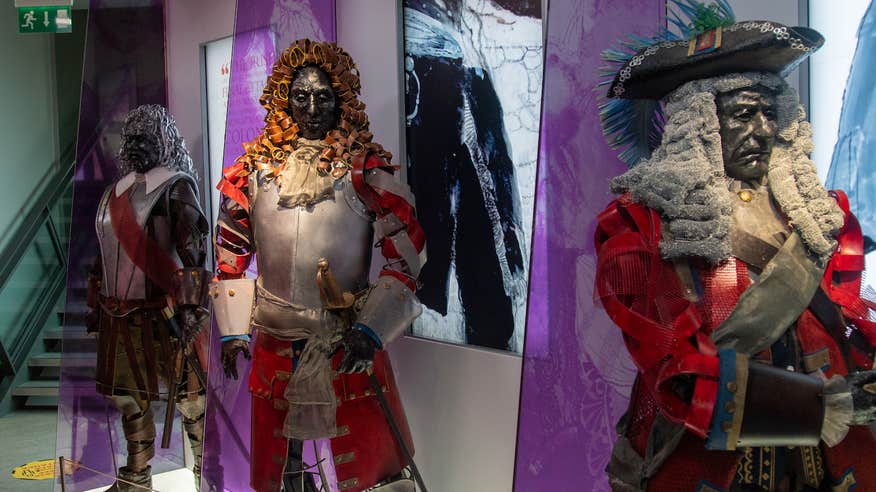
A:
737;362;824;447
355;275;422;344
210;278;255;337
172;267;211;307
708;350;824;450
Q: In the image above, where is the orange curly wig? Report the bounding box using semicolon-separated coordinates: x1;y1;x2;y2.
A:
235;39;391;175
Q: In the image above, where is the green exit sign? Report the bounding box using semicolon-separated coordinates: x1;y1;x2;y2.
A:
18;6;72;34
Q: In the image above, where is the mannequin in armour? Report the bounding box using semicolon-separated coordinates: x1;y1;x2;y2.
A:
594;4;876;491
214;39;426;492
87;105;210;491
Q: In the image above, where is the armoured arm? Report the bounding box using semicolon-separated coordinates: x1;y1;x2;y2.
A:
352;153;427;346
595;196;851;450
213;163;255;378
168;180;211;308
212;163;256;339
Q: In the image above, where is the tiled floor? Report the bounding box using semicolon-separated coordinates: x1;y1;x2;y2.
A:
0;409;56;492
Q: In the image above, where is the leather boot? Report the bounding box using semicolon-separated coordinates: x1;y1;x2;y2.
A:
105;408;155;491
183;414;204;491
371;475;416;492
282;439;318;492
104;465;152;491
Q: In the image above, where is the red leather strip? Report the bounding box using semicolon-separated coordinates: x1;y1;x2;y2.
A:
687;378;719;438
350;152;382;212
379;269;417;292
217;177;250;212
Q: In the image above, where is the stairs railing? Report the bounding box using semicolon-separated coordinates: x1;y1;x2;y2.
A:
0;145;75;400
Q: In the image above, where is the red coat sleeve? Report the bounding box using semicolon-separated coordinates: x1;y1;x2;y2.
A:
594;195;720;437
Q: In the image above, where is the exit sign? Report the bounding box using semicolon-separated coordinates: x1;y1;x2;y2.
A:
18;6;72;34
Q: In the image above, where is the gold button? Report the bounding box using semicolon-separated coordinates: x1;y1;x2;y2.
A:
229;289;236;297
725;401;735;413
726;381;738;393
738;190;753;202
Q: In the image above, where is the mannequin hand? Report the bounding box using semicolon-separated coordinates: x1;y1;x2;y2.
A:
178;305;207;344
846;370;876;425
222;338;251;380
86;309;100;334
332;329;376;374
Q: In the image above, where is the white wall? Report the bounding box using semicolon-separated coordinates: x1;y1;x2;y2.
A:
336;2;523;491
0;3;59;253
165;0;236;207
809;0;871;180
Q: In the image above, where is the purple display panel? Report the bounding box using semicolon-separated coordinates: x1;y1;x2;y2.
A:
54;1;175;491
513;1;664;491
200;2;336;491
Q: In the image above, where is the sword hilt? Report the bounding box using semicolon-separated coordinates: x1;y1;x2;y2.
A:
317;258;354;310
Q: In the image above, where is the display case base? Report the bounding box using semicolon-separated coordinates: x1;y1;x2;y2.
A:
83;467;197;492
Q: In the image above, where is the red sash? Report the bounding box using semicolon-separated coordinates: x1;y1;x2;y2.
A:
108;187;180;294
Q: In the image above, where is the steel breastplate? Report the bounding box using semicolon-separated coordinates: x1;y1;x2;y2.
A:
249;170;374;311
95;173;189;300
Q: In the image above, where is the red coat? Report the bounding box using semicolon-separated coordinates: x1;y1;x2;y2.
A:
594;191;876;491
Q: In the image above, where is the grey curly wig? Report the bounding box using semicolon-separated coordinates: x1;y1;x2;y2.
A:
611;72;844;265
117;104;196;178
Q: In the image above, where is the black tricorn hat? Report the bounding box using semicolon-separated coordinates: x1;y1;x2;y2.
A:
607;21;823;100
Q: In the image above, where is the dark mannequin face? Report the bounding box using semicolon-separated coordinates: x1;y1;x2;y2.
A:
289;66;338;140
120;130;161;173
716;87;778;182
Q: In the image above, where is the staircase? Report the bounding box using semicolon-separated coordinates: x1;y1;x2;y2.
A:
11;287;95;408
0;156;78;412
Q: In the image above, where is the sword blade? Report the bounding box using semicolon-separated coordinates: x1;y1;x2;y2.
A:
367;369;428;492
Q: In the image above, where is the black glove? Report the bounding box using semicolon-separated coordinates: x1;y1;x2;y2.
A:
177;305;207;345
847;370;876;425
86;309;100;334
222;338;251;380
332;329;377;374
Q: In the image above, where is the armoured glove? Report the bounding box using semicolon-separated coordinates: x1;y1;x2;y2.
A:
222;338;251;380
177;305;207;345
332;329;376;374
846;370;876;425
86;309;100;335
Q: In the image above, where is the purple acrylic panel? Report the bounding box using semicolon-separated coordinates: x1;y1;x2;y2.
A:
513;1;664;491
200;2;336;491
54;1;176;491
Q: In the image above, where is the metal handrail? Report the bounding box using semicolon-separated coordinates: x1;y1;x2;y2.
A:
0;144;75;385
0;144;75;292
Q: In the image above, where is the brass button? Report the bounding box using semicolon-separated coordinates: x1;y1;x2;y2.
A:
725;401;735;414
726;381;738;393
229;289;236;297
738;190;753;202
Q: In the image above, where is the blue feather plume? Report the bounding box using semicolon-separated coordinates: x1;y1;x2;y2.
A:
598;0;735;167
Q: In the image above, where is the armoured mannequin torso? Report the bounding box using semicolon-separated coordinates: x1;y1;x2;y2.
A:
249;170;374;333
96;171;192;300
